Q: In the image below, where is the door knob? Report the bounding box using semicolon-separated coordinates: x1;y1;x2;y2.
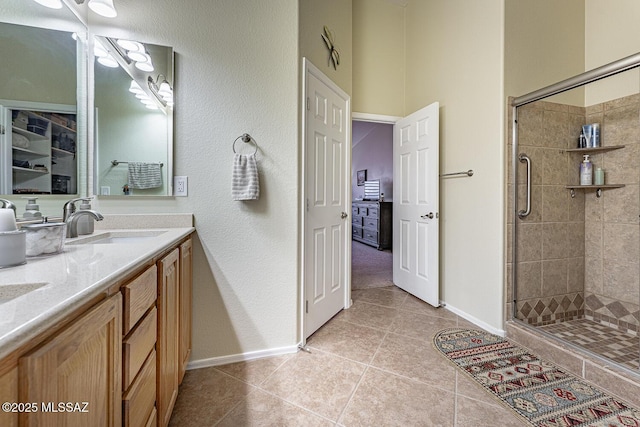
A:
341;212;348;219
421;212;434;219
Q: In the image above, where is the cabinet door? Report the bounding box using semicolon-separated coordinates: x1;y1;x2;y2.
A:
179;238;192;384
19;293;122;427
0;364;18;427
157;248;179;427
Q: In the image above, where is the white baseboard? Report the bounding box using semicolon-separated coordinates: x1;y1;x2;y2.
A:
186;344;300;371
442;302;506;337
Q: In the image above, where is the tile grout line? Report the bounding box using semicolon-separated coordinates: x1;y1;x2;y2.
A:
214;355;343;425
334;326;392;425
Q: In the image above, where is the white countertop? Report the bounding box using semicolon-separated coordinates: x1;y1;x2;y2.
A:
0;226;194;360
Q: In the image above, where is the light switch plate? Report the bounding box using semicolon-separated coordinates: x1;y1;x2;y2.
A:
174;176;188;196
100;186;110;195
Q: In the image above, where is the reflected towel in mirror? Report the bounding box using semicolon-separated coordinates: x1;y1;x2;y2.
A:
232;153;259;200
127;162;162;189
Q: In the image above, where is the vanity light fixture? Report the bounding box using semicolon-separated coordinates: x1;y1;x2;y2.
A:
148;75;173;108
33;0;62;9
113;39;154;72
128;79;162;110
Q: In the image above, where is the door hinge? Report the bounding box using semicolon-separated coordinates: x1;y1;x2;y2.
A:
306;198;309;212
305;300;309;313
306;97;310;111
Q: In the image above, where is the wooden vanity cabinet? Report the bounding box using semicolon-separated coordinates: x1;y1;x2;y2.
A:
157;248;180;427
179;238;192;384
0;365;18;427
19;293;123;426
121;265;158;427
0;234;193;427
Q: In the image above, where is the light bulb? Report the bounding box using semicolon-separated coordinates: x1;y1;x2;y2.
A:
129;80;144;94
33;0;63;9
117;39;144;52
97;55;119;68
88;0;117;18
127;50;148;62
158;82;172;98
135;61;154;72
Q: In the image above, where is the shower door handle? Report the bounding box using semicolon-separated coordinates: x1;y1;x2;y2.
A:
518;153;531;219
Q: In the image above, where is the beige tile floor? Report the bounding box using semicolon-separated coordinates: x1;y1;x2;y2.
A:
169;286;526;426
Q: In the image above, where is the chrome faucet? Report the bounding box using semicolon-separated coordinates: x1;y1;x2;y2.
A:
0;198;16;217
63;197;92;222
65;210;104;238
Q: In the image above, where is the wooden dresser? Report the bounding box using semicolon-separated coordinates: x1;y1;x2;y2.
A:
351;201;392;250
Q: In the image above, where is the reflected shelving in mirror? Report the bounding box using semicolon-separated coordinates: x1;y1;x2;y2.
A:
0;4;87;204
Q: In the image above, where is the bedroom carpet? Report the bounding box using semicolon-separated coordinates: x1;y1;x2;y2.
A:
351;240;392;290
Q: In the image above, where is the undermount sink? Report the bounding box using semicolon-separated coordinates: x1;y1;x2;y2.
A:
0;282;48;304
67;230;167;245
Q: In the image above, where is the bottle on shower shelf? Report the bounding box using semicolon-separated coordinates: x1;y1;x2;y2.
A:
580;154;593;185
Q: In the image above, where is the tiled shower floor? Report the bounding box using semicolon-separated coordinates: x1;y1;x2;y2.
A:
539;318;640;371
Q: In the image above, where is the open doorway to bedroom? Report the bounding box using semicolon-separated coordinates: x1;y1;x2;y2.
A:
351;119;394;291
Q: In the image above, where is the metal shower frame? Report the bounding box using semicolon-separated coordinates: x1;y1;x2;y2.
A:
510;52;640;320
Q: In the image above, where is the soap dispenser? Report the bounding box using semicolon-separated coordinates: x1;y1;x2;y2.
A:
580;154;593;186
76;198;94;235
22;197;42;219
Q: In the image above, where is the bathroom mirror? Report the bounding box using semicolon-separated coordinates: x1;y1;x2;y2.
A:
93;36;174;197
0;2;87;199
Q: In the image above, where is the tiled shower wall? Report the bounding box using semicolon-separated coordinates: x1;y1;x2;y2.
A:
507;95;640;334
583;94;640;334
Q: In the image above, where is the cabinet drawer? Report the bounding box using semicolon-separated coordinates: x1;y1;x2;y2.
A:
123;350;156;427
365;207;379;218
363;217;379;229
352;215;363;227
363;229;378;243
352;226;363;239
123;307;157;390
123;265;157;334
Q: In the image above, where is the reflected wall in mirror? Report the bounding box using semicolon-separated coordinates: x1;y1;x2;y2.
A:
0;21;83;197
93;36;173;197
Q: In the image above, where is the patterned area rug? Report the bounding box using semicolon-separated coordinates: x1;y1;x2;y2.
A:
433;328;640;426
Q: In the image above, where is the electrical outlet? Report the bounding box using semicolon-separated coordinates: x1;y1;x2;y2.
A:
174;176;188;196
100;186;110;196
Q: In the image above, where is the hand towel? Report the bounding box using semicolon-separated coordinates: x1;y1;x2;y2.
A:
127;162;163;189
232;153;259;200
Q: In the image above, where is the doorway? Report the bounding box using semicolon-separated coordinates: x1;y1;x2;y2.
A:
351;119;394;291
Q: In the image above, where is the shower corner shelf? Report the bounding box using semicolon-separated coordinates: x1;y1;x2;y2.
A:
564;144;625;153
566;184;625;198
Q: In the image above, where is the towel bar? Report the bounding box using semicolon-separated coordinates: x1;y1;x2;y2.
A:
111;160;164;167
439;169;473;178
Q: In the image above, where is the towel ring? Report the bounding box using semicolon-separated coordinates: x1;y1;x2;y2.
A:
232;133;258;155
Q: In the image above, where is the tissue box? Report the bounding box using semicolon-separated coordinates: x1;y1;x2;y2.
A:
22;222;66;256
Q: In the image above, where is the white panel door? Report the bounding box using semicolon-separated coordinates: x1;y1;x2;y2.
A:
303;59;350;339
393;102;440;306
